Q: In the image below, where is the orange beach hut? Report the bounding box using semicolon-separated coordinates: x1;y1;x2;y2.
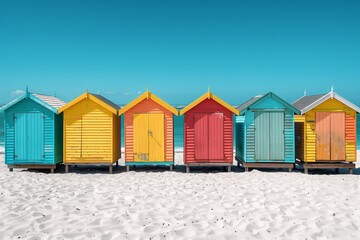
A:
292;90;360;173
58;91;121;173
118;90;178;171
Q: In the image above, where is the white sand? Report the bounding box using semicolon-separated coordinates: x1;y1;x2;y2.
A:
0;153;360;240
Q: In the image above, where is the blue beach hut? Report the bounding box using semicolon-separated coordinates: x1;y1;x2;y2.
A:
235;92;300;172
1;90;65;173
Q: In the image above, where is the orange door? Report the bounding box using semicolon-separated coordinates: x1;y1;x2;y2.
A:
316;112;331;160
330;112;345;160
316;112;345;161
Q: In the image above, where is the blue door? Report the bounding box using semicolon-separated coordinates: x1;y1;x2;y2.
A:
14;113;44;164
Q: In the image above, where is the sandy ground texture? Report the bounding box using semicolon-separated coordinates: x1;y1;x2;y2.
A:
0;153;360;240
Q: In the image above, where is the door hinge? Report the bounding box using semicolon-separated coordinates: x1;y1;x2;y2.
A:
42;154;45;158
14;155;18;158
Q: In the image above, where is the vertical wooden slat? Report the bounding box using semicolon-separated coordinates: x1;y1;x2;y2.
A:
133;114;149;161
194;113;209;160
149;113;164;161
316;112;331;160
269;112;285;160
209;113;224;160
255;112;270;160
330;112;345;160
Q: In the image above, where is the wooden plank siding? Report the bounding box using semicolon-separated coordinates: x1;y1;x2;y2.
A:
294;115;305;161
63;98;120;164
238;94;297;164
4;98;62;165
299;98;356;163
123;98;174;162
235;116;245;161
184;99;233;164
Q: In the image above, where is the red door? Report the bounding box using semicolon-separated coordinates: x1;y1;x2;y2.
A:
194;113;224;162
209;113;224;161
194;113;209;160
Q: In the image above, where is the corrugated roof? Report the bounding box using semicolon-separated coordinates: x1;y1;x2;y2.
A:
292;94;326;111
33;94;66;109
92;94;120;110
236;95;263;113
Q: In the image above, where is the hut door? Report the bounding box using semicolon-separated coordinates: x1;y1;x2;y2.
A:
194;113;209;160
14;113;44;164
269;112;285;160
133;114;149;161
330;112;345;160
133;114;164;161
255;112;284;161
194;113;224;161
208;113;224;160
316;112;345;161
148;114;164;161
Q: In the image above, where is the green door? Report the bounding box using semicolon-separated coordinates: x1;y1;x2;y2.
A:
255;112;284;161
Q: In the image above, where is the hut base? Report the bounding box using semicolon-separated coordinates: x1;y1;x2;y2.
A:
236;157;294;172
64;161;119;174
184;162;232;173
8;164;58;174
125;162;174;172
296;160;355;174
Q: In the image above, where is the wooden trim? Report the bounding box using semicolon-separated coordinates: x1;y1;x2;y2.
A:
184;162;232;166
180;92;239;115
236;157;294;169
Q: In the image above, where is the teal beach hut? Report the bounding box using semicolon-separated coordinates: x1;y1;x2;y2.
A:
235;92;300;171
1;90;65;173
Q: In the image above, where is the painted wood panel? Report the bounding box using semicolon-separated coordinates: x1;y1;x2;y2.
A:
149;114;165;161
133;114;149;161
269;112;285;160
184;99;233;164
239;94;296;164
316;112;331;160
209;113;224;160
194;113;209;160
124;98;174;162
300;98;356;162
330;112;345;160
63;98;119;164
4;98;61;165
255;112;270;160
235;116;245;161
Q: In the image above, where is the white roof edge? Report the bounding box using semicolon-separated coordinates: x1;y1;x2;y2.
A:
301;91;360;114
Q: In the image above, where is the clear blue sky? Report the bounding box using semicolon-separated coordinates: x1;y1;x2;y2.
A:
1;0;359;105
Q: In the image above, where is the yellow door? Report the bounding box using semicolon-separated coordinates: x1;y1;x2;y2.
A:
133;114;149;161
133;113;164;162
149;114;164;161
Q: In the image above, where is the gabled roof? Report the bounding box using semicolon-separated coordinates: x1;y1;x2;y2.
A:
118;90;178;116
0;92;66;114
179;91;239;115
292;91;360;114
237;92;300;115
237;95;263;113
58;92;119;114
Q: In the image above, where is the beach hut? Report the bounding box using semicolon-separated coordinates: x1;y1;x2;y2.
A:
1;90;65;173
58;91;120;173
292;90;360;173
180;91;239;173
118;90;178;171
235;92;300;172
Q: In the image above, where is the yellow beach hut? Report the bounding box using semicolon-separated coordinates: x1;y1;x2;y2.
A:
292;90;360;173
58;91;121;173
118;90;178;171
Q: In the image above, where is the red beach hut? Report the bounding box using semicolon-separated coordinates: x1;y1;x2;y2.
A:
180;91;239;173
